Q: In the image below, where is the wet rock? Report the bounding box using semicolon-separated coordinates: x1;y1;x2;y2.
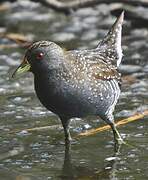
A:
131;81;147;90
8;11;53;22
50;32;76;42
119;65;142;74
81;29;98;41
143;65;148;73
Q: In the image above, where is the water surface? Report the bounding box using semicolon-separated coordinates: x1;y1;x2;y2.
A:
0;1;148;179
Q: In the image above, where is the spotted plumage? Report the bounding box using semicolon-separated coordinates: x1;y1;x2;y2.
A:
13;12;124;149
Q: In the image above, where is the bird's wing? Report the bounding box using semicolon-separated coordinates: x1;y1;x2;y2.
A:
65;50;121;84
89;61;121;82
82;51;121;83
91;61;122;87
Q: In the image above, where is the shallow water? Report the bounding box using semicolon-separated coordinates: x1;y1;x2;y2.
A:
0;1;148;180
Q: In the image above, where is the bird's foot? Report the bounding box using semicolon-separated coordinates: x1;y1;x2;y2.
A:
114;136;125;153
114;129;125;145
116;137;125;145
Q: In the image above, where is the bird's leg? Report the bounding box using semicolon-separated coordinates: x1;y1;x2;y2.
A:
104;115;124;152
109;122;124;152
63;124;72;144
61;118;72;144
110;122;123;145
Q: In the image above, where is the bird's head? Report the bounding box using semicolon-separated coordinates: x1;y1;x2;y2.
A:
12;41;64;78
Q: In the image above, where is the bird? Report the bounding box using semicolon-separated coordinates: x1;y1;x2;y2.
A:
12;12;124;148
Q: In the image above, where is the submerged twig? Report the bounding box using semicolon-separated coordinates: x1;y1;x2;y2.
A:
0;3;10;11
32;0;148;13
0;44;18;49
10;124;61;134
78;110;148;137
0;33;32;49
10;110;148;137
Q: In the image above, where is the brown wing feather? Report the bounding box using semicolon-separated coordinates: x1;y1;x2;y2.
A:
90;62;121;82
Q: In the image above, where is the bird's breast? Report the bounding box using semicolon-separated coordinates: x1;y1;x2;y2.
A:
34;74;96;117
34;73;120;119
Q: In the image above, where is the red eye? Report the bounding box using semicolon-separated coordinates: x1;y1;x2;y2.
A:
36;52;44;60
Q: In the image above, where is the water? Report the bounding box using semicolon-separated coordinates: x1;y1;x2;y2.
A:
0;1;148;179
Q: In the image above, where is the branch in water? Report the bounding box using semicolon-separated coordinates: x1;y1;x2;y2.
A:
31;0;148;13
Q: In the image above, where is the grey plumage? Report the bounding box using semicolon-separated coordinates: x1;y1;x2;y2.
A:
13;12;125;150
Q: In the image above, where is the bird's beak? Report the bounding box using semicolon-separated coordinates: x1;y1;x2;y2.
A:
12;57;31;78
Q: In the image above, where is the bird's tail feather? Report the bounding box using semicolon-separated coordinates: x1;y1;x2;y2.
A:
97;11;124;67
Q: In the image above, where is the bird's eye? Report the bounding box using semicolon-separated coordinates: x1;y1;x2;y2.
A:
36;52;44;60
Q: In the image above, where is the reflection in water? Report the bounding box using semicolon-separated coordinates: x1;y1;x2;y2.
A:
0;141;122;180
61;143;121;180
